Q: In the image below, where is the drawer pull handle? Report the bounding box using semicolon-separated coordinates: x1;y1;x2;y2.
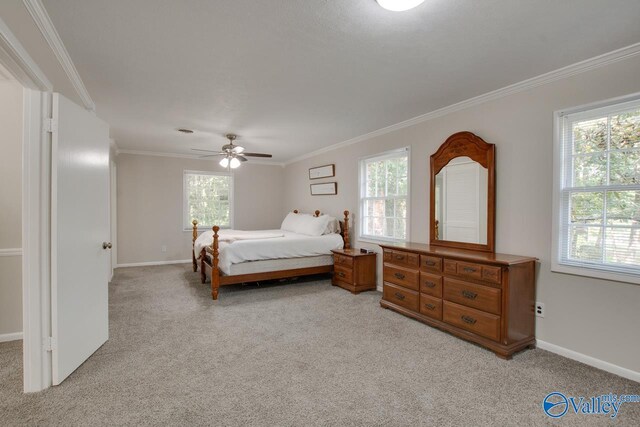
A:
425;261;436;266
337;272;346;278
394;272;405;280
395;255;405;260
462;290;477;300
463;267;477;273
394;292;405;301
461;315;477;325
425;303;436;310
424;281;436;288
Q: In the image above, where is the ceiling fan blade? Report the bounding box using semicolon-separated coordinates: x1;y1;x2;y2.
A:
236;155;248;162
243;152;273;158
198;154;222;158
191;148;221;153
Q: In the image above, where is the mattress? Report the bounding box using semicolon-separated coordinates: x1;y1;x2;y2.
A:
194;229;343;275
227;255;333;275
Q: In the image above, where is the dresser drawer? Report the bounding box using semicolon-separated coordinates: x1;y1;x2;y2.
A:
481;265;502;284
443;301;500;342
334;254;353;269
443;278;501;315
383;249;419;268
333;265;353;284
383;282;419;312
419;272;442;298
383;265;419;290
444;259;457;275
456;261;483;280
419;293;442;320
420;255;442;273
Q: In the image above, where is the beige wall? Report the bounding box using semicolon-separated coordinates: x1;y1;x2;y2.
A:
283;55;640;373
116;154;285;264
0;80;23;336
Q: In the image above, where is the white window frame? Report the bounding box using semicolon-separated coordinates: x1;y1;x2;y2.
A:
358;147;411;243
552;92;640;285
183;170;234;231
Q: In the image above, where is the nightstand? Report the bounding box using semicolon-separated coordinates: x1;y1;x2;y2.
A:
331;248;377;294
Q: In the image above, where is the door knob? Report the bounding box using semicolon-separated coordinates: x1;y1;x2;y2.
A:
102;242;112;250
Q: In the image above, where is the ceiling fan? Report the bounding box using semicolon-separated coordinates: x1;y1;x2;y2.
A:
191;134;273;169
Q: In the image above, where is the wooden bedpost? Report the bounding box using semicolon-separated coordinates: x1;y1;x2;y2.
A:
343;210;350;249
192;219;198;272
314;210;320;217
211;226;220;300
293;209;299;214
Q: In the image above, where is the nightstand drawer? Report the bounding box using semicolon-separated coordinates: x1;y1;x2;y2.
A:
383;282;419;312
443;301;500;342
443;278;501;315
419;294;442;320
334;254;353;268
383;264;419;290
383;249;419;268
333;265;353;283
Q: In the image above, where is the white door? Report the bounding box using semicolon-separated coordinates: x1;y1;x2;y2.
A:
51;93;110;385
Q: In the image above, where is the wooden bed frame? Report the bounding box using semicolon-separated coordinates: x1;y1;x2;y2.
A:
192;210;351;300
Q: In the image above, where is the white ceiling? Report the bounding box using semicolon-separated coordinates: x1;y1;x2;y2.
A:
42;0;640;163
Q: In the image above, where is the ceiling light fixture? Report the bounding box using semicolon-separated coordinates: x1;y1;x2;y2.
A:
376;0;425;12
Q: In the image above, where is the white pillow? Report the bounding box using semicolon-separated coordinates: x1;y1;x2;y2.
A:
280;212;331;236
323;216;340;234
280;212;302;232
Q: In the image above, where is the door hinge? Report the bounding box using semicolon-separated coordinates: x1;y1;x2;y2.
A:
43;336;56;352
43;118;57;133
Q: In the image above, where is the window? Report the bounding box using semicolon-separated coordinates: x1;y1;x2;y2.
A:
183;170;233;230
553;95;640;283
359;148;410;241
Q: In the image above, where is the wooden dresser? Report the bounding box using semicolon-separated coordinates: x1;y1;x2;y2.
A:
380;242;537;359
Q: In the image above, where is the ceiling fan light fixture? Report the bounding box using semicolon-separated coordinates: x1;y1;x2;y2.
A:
219;157;230;168
229;157;241;169
376;0;425;12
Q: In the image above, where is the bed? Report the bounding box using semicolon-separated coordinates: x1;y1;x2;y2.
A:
191;210;351;300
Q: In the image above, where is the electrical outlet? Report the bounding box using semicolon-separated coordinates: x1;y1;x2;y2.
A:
161;245;167;253
535;302;545;318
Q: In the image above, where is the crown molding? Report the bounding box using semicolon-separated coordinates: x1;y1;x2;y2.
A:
117;149;285;167
0;16;52;90
285;42;640;165
23;0;95;111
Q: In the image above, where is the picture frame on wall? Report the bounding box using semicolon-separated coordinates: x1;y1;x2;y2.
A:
309;164;335;180
310;182;337;196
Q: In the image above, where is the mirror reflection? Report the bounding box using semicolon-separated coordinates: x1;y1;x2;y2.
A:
435;156;488;244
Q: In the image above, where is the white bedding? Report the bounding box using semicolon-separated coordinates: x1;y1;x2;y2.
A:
194;229;343;274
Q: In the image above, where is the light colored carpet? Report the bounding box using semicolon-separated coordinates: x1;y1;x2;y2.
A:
1;264;638;426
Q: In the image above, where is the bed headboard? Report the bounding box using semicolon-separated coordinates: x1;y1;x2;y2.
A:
292;209;350;249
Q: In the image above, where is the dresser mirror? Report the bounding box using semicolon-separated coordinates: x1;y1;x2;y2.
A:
430;132;495;252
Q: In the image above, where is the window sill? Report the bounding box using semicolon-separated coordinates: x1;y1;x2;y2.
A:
551;262;640;286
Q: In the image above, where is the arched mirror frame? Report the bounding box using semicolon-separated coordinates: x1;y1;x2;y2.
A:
430;131;496;253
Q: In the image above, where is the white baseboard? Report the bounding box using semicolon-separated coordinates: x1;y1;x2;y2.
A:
537;340;639;383
116;259;191;268
0;332;23;343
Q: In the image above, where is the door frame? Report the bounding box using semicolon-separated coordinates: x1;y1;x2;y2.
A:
0;16;54;392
